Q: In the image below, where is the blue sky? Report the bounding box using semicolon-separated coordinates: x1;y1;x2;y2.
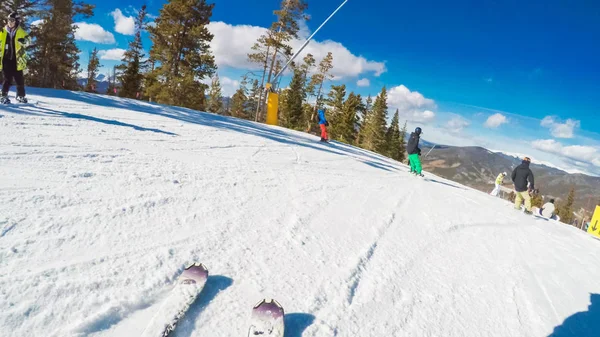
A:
35;0;600;175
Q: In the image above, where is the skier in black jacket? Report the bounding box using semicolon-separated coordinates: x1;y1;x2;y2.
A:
511;157;535;214
407;127;423;176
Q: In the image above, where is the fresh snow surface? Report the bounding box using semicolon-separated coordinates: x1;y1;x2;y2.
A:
1;88;599;337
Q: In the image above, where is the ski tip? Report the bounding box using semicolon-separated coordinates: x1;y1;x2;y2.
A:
180;262;209;284
252;298;284;316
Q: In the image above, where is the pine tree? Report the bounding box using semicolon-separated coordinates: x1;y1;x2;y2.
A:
277;88;289;124
558;187;576;224
360;87;388;153
385;110;402;160
531;192;544;208
324;84;346;138
146;0;217;110
247;34;275;122
398;120;408;162
306;52;334;130
365;95;373;111
27;0;94;89
356;94;372;146
280;62;305;129
264;0;308;86
143;56;157;100
229;76;249;119
300;53;315;94
336;92;363;144
84;48;99;93
247;79;260;119
105;66;118;96
118;5;147;99
248;0;308;122
206;74;224;114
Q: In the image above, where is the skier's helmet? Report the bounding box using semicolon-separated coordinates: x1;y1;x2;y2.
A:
7;12;20;24
415;127;422;135
503;172;507;176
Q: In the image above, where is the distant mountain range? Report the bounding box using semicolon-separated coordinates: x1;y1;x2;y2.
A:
77;75;111;93
418;144;600;213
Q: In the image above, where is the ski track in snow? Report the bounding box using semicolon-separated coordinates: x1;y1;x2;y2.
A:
1;88;600;337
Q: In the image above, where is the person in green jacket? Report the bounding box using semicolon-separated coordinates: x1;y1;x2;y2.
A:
490;172;506;196
0;12;29;104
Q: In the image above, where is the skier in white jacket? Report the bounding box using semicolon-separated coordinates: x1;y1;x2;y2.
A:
490;172;506;197
540;199;557;219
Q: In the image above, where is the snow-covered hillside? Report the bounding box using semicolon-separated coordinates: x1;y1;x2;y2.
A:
1;88;599;337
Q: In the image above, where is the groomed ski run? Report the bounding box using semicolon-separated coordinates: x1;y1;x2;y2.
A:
1;88;599;337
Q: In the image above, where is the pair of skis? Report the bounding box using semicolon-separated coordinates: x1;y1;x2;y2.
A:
141;263;284;337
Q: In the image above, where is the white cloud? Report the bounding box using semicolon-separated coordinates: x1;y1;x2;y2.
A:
540;116;580;138
110;9;135;35
399;110;436;123
532;139;600;168
297;19;310;40
98;48;126;60
31;19;43;27
445;116;470;133
484;113;508;128
74;22;115;44
220;76;240;97
207;21;386;79
387;85;437;123
422;110;436;120
356;78;370;87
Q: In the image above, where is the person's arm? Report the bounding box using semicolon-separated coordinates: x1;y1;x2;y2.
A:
528;170;535;190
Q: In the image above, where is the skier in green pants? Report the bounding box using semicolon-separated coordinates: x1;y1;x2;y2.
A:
407;127;423;177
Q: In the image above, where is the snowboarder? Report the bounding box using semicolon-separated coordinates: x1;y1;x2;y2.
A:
539;198;558;220
511;157;535;214
490;172;507;196
407;127;423;176
0;12;29;104
318;108;329;142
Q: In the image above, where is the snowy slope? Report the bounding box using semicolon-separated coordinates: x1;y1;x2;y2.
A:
1;88;599;337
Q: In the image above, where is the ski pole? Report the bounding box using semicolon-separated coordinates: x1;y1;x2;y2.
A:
424;144;436;158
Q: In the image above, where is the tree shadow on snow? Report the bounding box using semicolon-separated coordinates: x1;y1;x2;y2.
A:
548;293;600;337
284;313;316;337
173;275;233;337
424;178;466;190
360;160;396;172
20;88;399;173
16;104;177;136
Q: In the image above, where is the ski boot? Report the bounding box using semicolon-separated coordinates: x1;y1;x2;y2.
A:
0;95;9;104
16;96;27;103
